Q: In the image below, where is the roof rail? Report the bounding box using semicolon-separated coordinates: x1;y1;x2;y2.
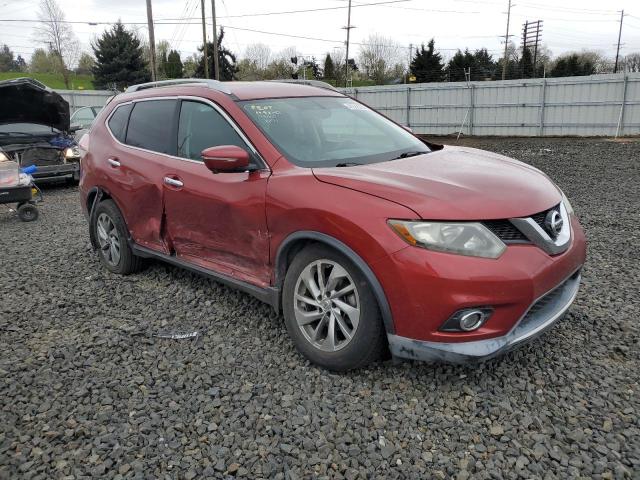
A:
268;79;338;91
125;78;233;94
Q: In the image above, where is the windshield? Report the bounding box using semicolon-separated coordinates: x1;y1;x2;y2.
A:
0;123;59;136
240;97;429;167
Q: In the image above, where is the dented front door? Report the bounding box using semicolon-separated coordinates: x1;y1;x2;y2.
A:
161;160;271;288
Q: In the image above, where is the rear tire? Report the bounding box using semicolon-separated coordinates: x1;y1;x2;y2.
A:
92;199;142;274
282;244;386;371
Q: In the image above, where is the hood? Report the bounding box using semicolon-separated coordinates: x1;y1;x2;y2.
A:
312;146;562;220
0;78;70;132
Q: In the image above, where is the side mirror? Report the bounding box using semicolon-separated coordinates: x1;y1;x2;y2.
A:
201;145;250;173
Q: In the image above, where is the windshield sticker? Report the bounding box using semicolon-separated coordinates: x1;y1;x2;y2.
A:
343;103;368;111
246;104;282;124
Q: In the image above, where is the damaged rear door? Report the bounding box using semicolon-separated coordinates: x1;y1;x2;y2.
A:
161;99;271;287
103;99;178;254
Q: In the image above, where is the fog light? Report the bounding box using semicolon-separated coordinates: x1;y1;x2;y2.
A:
440;307;492;332
459;310;486;331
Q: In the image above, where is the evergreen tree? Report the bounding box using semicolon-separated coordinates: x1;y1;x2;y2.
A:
519;47;534;78
550;54;595;77
165;49;183;79
92;21;150;90
323;53;335;81
472;48;496;80
446;49;476;82
195;28;237;80
0;45;14;72
410;39;445;83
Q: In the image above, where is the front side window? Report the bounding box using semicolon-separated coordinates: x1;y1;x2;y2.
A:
240;97;429;167
177;100;249;161
125;100;177;154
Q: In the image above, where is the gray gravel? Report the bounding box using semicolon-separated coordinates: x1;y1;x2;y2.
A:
1;138;638;479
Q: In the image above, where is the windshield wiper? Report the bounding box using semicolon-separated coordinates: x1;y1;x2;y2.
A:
335;162;363;167
391;150;428;160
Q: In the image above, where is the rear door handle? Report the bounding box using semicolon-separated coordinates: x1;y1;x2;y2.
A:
164;177;184;188
107;158;121;167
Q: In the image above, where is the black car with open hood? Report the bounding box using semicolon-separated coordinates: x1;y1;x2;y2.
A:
0;78;81;183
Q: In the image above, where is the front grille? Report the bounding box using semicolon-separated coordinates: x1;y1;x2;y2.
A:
483;220;528;242
484;204;561;244
531;204;560;233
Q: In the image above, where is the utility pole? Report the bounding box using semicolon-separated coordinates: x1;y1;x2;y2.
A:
211;0;220;80
501;0;512;81
200;0;209;79
614;10;624;73
343;0;354;88
406;43;412;83
145;0;157;81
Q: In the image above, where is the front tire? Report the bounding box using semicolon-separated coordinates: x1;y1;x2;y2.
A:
92;199;141;274
282;244;386;371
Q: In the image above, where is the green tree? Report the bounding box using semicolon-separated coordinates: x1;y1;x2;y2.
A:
550;53;596;77
195;28;237;80
0;45;14;72
13;55;27;72
410;39;445;83
165;49;183;79
30;48;57;73
92;21;150;90
75;52;95;75
323;53;335;81
446;49;476;82
472;48;496;80
519;47;534;78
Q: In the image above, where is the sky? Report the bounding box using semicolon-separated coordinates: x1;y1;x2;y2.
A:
1;0;639;66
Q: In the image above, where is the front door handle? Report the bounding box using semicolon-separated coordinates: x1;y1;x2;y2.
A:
164;177;184;188
107;158;121;167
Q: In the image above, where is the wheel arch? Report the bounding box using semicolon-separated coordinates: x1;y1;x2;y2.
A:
86;186;116;249
275;231;395;335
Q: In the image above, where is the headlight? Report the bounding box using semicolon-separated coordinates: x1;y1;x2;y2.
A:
0;151;8;162
388;220;506;259
64;147;80;158
560;190;574;216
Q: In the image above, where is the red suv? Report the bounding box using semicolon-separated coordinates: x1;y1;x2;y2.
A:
79;79;586;371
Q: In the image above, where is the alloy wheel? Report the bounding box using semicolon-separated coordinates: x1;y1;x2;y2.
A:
96;213;121;267
293;259;361;352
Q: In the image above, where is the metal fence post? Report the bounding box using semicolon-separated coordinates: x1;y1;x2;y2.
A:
469;84;475;136
615;74;628;138
406;86;411;128
538;79;546;136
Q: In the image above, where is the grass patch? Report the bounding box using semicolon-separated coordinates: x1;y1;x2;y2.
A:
0;72;95;90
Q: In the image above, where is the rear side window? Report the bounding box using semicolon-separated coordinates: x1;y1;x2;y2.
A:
125;100;177;154
107;103;133;142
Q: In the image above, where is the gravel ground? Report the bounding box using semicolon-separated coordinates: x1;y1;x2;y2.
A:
1;138;638;479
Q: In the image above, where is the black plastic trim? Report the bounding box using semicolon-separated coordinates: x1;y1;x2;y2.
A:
274;231;395;334
131;243;280;310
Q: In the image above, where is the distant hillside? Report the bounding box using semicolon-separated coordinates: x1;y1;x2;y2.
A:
0;72;94;90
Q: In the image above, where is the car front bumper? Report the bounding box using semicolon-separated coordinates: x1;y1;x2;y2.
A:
31;162;79;182
387;269;581;363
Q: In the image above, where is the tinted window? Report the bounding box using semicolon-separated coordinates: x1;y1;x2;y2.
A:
177;100;249;161
107;103;133;143
126;100;177;154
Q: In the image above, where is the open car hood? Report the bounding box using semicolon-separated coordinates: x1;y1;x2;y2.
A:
0;78;70;132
